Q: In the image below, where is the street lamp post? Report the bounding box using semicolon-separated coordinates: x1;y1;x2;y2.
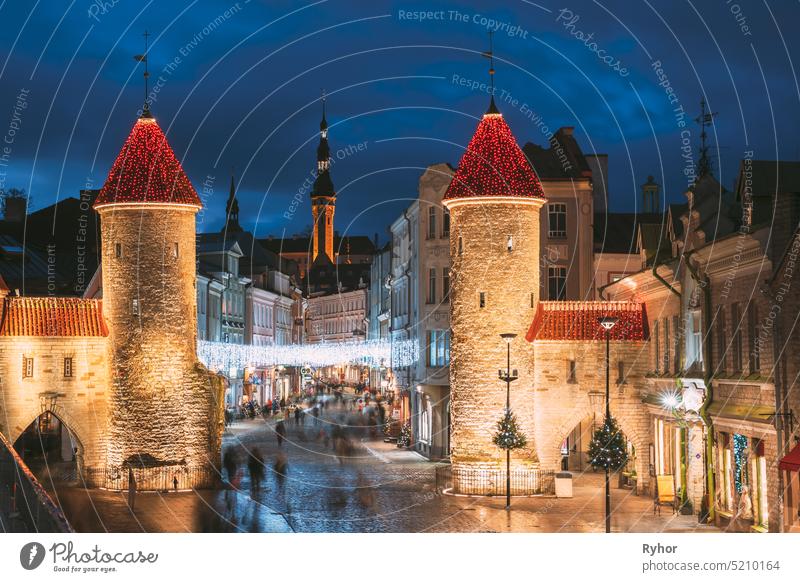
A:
498;333;519;509
598;316;618;533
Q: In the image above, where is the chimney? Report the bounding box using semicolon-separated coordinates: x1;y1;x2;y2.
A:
3;196;26;222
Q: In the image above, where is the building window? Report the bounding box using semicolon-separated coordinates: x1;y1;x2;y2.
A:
567;360;577;383
673;315;681;374
442;268;449;302
428;207;436;239
427;268;436;304
115;243;122;258
479;291;486;308
547;266;566;301
63;357;73;378
547;203;567;238
132;298;140;316
688;309;703;368
530;292;535;308
442;208;450;237
616;360;626;384
457;236;463;255
427;330;450;367
23;357;33;379
173;242;179;258
663;318;670;373
731;303;743;372
654;320;661;373
716;306;727;373
747;301;760;373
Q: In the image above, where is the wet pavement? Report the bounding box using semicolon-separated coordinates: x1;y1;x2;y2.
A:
49;400;719;533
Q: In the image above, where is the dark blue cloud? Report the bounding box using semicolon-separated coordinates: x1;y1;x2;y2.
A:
1;0;797;237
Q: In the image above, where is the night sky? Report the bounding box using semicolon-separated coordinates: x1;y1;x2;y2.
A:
1;0;798;242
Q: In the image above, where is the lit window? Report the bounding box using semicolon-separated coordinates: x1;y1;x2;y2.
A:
64;357;73;378
427;330;451;367
23;357;33;379
547;203;567;238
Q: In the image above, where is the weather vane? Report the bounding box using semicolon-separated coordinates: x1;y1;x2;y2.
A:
695;97;717;177
134;30;150;113
481;31;499;113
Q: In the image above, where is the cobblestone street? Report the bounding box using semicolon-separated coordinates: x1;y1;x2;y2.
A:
52;402;718;533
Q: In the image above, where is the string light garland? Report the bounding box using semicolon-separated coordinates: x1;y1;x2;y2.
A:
197;338;419;372
94;116;201;208
733;433;748;494
444;110;545;201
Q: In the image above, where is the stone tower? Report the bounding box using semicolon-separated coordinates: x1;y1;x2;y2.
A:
93;108;224;490
311;95;336;264
443;97;546;493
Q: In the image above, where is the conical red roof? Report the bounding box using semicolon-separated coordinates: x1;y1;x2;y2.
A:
444;109;545;201
94;114;201;209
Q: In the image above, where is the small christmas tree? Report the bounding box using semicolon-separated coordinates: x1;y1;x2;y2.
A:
588;415;628;471
493;410;527;450
397;421;412;448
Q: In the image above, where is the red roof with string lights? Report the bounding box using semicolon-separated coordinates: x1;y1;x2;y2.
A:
93;113;202;209
526;301;649;342
444;101;546;201
0;297;108;337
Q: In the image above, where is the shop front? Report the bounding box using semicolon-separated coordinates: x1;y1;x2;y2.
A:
779;441;800;532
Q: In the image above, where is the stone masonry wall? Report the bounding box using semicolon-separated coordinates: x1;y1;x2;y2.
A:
99;206;223;488
447;199;543;473
533;340;651;491
0;336;110;481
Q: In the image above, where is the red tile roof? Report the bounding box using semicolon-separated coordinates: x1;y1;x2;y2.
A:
94;115;201;209
444;109;545;201
0;297;108;337
526;301;649;342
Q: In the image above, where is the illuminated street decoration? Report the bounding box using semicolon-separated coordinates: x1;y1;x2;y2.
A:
197;338;418;372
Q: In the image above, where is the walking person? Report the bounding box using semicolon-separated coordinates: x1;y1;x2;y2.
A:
275;420;287;447
127;468;137;512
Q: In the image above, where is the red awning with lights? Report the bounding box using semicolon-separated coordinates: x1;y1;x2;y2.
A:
779;442;800;472
0;297;108;337
526;301;649;342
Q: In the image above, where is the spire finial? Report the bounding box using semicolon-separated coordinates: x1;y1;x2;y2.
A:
482;31;499;114
134;30;152;117
695;97;717;178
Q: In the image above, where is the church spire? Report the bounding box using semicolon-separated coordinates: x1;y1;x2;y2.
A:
482;31;500;115
223;171;242;233
310;91;336;265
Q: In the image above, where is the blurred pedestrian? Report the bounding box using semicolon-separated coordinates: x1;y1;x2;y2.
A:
248;448;265;493
275;420;287;447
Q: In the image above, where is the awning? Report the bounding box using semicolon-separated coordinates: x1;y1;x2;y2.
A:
779;442;800;472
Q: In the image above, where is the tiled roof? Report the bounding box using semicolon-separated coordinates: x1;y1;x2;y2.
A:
94;115;201;209
526;301;649;342
0;297;108;337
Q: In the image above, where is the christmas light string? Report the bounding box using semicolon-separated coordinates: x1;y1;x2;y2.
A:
197;338;419;372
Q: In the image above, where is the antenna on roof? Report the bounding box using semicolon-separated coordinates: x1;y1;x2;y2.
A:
695;97;717;178
134;31;151;116
481;31;499;114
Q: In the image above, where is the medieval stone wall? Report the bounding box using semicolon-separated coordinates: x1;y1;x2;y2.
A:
99;206;222;487
447;199;543;471
0;336;110;479
533;340;651;491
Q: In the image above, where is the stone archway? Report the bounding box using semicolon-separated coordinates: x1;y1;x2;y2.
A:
13;409;86;485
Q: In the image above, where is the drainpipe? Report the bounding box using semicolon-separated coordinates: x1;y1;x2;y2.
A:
761;282;786;533
684;250;715;523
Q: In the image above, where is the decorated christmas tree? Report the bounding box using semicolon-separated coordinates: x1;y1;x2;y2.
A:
493;410;528;450
588;415;628;471
397;421;412;448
